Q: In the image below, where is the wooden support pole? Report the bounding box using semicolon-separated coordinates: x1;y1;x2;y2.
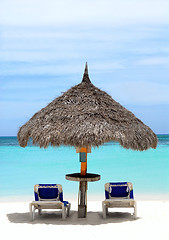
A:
78;181;87;218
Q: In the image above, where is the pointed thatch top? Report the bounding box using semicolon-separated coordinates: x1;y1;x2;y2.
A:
17;63;157;150
82;62;91;84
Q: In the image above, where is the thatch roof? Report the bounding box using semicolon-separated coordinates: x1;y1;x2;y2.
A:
17;63;157;151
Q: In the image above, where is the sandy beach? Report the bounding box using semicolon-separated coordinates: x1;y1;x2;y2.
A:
1;199;169;240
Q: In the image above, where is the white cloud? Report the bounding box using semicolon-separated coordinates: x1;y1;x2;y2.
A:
0;51;80;62
0;100;47;119
1;60;125;76
91;62;125;71
0;0;169;26
1;63;80;75
103;81;169;105
1;24;167;66
137;57;169;65
1;80;60;90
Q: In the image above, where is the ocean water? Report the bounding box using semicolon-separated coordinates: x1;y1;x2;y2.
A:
0;135;169;200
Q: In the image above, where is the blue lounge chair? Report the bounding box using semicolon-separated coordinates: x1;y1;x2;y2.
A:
29;184;71;220
102;182;137;219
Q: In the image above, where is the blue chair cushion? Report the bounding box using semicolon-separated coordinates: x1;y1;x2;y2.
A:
38;188;58;199
110;186;129;198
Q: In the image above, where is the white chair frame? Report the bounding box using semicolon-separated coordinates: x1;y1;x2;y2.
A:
29;184;71;221
29;201;71;220
102;183;137;219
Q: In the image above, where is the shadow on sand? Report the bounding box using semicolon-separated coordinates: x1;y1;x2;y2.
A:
7;210;138;225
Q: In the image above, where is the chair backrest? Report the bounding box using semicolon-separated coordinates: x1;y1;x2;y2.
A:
34;184;63;202
105;182;134;199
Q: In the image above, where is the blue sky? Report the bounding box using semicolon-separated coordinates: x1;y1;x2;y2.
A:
0;0;169;135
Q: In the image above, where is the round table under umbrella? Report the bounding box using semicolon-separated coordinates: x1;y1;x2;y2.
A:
17;63;157;218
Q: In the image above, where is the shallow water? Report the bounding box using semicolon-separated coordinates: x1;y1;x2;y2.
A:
0;135;169;199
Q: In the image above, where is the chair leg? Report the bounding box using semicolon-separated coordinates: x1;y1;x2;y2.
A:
29;204;35;221
106;207;108;215
67;203;71;217
102;202;107;219
32;206;35;221
38;209;42;215
134;201;137;219
62;204;66;220
29;203;33;220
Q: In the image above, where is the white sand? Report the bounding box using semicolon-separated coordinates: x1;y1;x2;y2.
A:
0;200;169;240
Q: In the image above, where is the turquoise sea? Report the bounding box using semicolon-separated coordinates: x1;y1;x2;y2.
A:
0;135;169;200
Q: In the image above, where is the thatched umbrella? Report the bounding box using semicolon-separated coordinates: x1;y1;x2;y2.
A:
18;63;157;150
17;63;157;217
